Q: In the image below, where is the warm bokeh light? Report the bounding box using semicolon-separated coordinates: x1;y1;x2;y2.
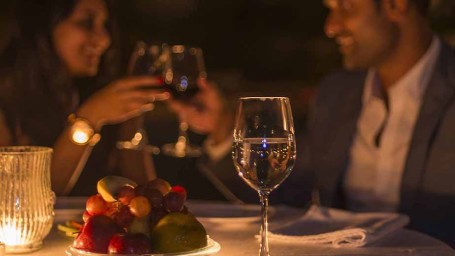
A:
71;130;90;144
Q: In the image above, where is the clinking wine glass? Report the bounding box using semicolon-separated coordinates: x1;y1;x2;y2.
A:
161;45;207;158
232;97;296;256
116;41;170;155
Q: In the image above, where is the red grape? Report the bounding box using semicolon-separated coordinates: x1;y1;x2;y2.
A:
171;185;188;201
135;186;163;208
113;205;135;228
83;211;92;223
129;196;151;218
146;178;171;196
117;186;136;205
163;191;185;212
86;194;108;216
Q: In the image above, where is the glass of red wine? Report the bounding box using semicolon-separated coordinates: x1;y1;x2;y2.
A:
161;45;207;158
232;97;296;256
116;41;170;155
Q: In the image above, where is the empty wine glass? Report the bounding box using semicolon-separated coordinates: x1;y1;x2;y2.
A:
232;97;296;256
161;45;207;158
116;41;170;155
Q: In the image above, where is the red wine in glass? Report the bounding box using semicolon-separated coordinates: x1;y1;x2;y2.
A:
164;45;206;101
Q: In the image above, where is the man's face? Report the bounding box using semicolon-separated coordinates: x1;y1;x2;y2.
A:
323;0;398;70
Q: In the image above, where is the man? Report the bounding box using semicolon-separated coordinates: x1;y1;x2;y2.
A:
307;0;455;246
168;0;455;246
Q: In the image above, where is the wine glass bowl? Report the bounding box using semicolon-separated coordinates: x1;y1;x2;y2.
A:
128;42;170;76
164;45;206;101
232;97;296;256
116;41;169;154
161;45;206;158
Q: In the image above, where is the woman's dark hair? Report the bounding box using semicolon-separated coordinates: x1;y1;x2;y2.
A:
0;0;121;146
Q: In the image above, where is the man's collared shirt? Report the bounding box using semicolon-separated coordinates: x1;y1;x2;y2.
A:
344;37;442;212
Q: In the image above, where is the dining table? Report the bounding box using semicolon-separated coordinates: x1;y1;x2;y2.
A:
21;197;455;256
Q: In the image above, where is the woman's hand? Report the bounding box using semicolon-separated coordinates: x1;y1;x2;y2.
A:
77;76;169;130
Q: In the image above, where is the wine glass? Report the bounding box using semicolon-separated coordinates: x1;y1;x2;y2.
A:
161;45;207;158
232;97;296;256
116;41;170;155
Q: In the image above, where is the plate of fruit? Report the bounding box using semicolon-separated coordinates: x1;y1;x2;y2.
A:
64;176;220;255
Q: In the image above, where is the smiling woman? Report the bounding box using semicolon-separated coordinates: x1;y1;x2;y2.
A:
0;0;169;196
53;0;111;77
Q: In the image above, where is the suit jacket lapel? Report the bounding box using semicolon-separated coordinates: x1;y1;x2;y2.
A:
400;43;455;212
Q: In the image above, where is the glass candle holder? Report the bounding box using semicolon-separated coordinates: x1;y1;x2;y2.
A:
0;146;55;253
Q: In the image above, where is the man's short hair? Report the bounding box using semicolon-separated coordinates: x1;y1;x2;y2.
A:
374;0;430;16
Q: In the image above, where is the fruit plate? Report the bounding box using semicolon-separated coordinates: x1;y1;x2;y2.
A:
65;236;220;256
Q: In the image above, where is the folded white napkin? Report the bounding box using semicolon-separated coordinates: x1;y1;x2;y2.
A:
267;205;409;248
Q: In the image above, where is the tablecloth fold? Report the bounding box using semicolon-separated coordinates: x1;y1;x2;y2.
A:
267;205;409;248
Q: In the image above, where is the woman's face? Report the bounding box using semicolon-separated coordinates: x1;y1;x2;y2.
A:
53;0;111;77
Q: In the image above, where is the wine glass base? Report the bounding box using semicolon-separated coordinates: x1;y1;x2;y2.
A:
161;143;202;158
116;141;161;155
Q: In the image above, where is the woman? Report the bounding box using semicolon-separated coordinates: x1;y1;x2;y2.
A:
0;0;168;195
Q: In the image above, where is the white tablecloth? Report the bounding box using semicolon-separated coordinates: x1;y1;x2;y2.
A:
20;198;455;256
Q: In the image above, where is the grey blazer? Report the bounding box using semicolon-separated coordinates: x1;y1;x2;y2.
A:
304;42;455;246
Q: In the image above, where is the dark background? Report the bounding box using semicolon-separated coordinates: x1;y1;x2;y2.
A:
0;0;454;186
111;0;455;140
109;0;454;184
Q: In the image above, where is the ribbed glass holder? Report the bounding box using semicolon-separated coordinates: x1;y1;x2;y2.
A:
0;146;55;253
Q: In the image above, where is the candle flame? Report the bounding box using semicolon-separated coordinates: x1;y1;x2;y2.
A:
0;223;26;246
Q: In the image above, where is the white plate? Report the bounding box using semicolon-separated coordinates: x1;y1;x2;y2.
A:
65;237;220;256
186;201;274;224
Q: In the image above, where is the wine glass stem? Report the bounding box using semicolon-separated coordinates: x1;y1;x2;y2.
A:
259;190;270;256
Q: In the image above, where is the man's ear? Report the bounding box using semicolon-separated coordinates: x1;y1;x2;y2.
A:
383;0;409;21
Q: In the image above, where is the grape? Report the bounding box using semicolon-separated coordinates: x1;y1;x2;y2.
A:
113;205;135;228
129;196;151;218
146;178;171;196
135;186;163;208
86;194;108;216
117;186;136;205
171;185;188;201
104;201;121;217
163;191;185;212
83;211;92;223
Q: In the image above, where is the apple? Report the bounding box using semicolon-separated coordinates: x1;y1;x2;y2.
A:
73;215;123;253
108;233;152;254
